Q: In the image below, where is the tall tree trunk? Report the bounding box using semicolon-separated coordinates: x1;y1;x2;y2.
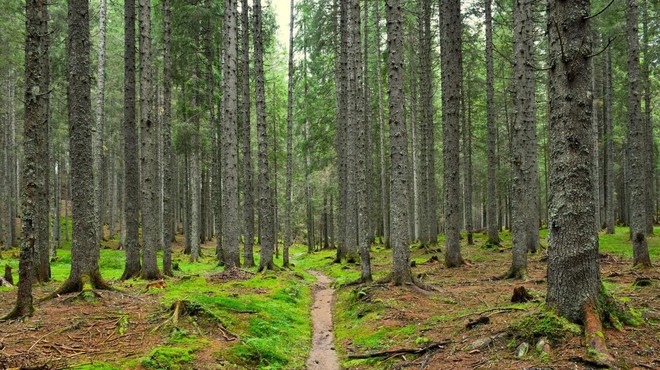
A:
375;0;389;248
484;0;499;245
53;0;112;294
641;0;654;235
190;88;201;262
221;0;240;268
625;0;651;267
284;0;295;267
6;75;17;250
604;48;615;234
254;0;276;271
161;0;174;276
546;0;601;323
351;0;372;283
441;0;464;267
506;0;538;278
94;0;108;243
334;0;349;263
420;0;437;246
139;0;161;279
33;0;51;283
241;0;255;267
462;77;473;246
386;0;413;285
345;0;359;262
5;0;50;318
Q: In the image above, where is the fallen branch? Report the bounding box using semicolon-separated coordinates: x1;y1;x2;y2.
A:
347;340;451;360
457;306;527;319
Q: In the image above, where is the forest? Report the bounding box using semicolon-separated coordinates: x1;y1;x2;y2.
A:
0;0;658;368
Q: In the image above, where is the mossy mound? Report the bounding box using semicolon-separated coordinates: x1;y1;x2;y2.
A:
509;310;581;344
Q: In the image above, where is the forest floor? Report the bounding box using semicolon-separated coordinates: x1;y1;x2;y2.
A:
0;226;658;369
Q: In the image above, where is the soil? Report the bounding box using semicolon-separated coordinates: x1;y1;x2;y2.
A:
337;240;660;370
306;270;340;370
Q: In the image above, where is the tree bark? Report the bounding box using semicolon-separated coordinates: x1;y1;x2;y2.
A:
94;0;108;244
284;0;295;267
484;0;499;246
334;0;349;263
5;0;50;318
33;0;51;283
53;0;112;295
386;0;413;285
254;0;276;271
625;0;651;267
220;0;241;268
441;0;464;268
641;0;654;235
351;0;372;283
162;0;174;276
603;48;615;234
546;0;601;322
375;0;389;248
241;0;255;267
139;0;161;279
507;0;538;278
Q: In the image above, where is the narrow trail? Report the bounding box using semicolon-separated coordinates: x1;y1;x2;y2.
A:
306;270;339;370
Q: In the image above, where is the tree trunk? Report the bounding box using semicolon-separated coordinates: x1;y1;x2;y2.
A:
94;0;108;244
625;0;651;267
284;0;294;267
190;89;201;262
420;0;436;246
6;0;50;318
546;0;601;323
254;0;275;271
441;0;464;268
334;0;349;263
386;0;413;285
375;0;389;248
507;0;538;278
241;0;255;267
484;0;499;245
54;0;112;294
162;0;174;276
139;0;161;280
33;0;51;283
603;48;615;234
462;77;473;246
641;0;654;235
350;0;371;283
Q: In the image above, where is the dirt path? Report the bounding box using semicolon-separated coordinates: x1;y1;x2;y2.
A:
306;270;339;370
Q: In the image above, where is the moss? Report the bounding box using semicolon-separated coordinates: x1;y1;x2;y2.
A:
71;362;120;370
509;309;581;344
140;346;197;370
597;286;643;328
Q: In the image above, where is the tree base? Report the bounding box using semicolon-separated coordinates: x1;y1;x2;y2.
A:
495;267;527;280
257;261;282;273
42;273;114;302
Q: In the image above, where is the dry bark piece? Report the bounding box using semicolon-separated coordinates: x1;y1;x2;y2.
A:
465;316;490;329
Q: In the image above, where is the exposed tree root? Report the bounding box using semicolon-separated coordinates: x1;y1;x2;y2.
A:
41;273;114;302
119;268;141;281
494;267;527;281
341;276;373;288
347;339;451;360
584;304;615;366
153;299;238;341
257;262;283;273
